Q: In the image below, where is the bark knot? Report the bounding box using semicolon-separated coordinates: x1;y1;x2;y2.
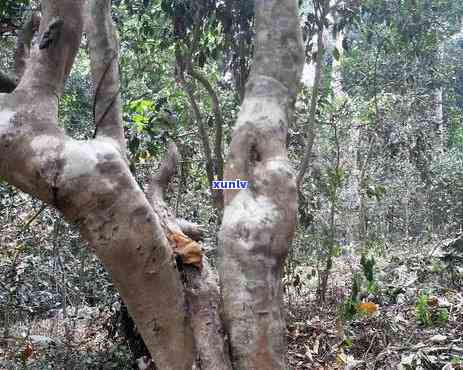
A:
39;18;64;50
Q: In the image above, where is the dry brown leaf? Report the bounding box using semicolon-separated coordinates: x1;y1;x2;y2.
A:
20;343;34;361
428;296;439;306
357;301;378;314
168;232;203;270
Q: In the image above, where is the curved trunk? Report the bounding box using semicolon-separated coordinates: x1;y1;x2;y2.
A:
218;0;304;368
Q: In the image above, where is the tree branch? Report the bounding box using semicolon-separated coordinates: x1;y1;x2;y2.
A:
188;66;224;208
15;12;41;81
297;25;325;189
147;143;178;204
0;12;40;94
147;144;205;241
176;52;222;210
15;0;83;97
85;0;125;150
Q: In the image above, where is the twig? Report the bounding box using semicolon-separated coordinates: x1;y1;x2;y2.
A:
16;204;47;235
363;333;378;359
428;239;444;257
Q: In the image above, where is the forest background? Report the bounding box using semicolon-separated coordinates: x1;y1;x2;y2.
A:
0;0;463;368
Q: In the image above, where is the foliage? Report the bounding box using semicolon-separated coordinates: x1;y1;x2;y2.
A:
0;0;30;26
415;292;450;327
360;254;377;292
339;255;378;322
415;292;432;326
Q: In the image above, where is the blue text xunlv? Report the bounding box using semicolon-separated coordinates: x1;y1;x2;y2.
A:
211;179;249;190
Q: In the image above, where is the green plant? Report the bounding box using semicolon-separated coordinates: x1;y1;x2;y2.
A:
451;356;462;366
415;293;450;327
339;258;380;322
436;308;449;325
416;293;431;326
339;273;361;321
360;254;378;293
340;297;358;322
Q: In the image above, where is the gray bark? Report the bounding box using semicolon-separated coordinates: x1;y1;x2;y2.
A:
147;144;232;370
0;1;194;368
218;0;304;369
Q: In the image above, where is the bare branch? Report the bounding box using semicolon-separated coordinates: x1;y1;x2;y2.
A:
188;68;225;181
147;143;178;203
15;0;84;97
187;67;225;209
0;12;41;93
15;12;41;81
176;53;222;209
85;0;125;150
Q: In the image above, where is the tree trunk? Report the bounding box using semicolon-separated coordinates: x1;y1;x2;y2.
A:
0;1;194;368
218;0;304;368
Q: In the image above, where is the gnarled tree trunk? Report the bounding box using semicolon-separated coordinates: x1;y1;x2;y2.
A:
218;0;304;368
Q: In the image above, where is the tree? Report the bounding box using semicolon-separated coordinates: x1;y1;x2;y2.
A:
0;0;304;369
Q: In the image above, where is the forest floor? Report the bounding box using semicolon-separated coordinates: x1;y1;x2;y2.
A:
286;238;463;369
0;238;462;369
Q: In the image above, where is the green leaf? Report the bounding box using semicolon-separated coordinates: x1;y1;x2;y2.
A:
333;47;341;61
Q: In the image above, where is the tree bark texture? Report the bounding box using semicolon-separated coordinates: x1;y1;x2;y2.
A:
0;1;194;368
218;0;304;369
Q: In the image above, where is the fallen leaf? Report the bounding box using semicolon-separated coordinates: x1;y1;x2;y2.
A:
20;343;34;362
428;296;439;306
168;232;203;270
358;301;379;314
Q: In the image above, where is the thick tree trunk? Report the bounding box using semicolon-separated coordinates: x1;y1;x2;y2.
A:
218;1;304;369
0;1;194;369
